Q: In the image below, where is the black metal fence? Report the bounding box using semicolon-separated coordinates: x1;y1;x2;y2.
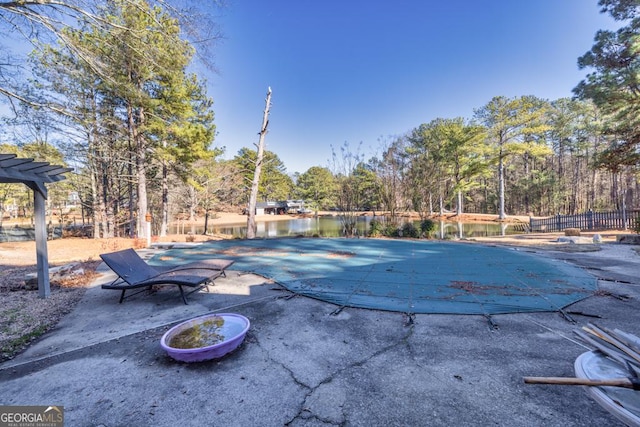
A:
529;210;640;233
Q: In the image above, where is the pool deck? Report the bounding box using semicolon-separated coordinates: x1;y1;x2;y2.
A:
1;241;639;426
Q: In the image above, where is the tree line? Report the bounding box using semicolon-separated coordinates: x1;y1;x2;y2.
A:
0;0;639;238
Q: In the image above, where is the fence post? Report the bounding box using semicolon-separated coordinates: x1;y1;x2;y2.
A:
587;209;593;230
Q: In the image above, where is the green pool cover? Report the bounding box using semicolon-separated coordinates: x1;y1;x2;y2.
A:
151;238;597;315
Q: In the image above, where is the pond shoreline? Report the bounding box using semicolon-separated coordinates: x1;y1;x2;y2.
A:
176;211;532;228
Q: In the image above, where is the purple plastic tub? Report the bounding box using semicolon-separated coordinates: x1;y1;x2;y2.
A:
160;313;250;362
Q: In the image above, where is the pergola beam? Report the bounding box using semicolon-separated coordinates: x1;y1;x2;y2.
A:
0;158;33;168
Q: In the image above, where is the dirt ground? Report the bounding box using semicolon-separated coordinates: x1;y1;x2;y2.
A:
0;211;631;362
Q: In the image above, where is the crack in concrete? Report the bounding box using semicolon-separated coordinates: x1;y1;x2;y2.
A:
273;321;416;426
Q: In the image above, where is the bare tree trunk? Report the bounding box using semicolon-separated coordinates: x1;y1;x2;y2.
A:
498;152;506;219
203;209;209;235
127;147;135;238
105;166;116;238
247;87;272;239
86;128;102;239
611;172;620;209
136;157;147;238
571;156;581;214
99;156;114;238
90;161;101;238
127;103;147;239
160;157;168;237
188;185;196;221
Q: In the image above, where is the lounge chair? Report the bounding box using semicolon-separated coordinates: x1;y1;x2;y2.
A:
100;248;234;304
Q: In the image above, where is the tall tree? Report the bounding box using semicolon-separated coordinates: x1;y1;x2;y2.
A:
474;96;551;219
573;0;640;211
29;0;217;238
354;161;382;214
0;1;222;108
574;0;640;160
234;147;293;202
187;156;238;234
405;118;487;216
406;122;450;216
545;98;606;214
295;166;336;212
331;141;367;237
30;17;124;238
371;137;406;220
330;141;365;236
147;52;217;236
409;118;488;216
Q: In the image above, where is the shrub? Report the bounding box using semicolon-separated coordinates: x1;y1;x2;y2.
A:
402;222;420;238
420;219;435;237
383;224;400;237
369;219;427;238
369;219;384;237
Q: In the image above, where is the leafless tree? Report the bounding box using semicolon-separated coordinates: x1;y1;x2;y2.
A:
247;87;271;239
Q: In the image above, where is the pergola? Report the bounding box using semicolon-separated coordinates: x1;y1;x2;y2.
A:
0;153;73;298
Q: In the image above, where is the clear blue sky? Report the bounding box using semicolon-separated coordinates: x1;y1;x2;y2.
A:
207;1;619;174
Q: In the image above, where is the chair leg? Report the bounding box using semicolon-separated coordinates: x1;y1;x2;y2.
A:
119;290;126;304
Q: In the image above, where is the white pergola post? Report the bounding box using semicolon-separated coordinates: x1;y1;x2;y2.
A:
33;185;50;298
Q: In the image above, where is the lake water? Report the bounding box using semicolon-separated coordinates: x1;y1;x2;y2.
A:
0;225;62;242
171;216;528;239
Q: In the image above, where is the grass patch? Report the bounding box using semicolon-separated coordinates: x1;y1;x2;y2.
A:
1;324;50;362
